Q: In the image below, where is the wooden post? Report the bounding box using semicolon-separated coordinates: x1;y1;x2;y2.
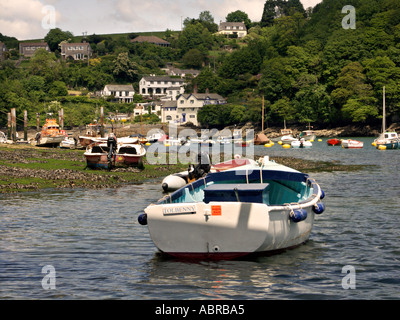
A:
24;110;28;141
7;112;11;139
11;108;16;142
36;113;40;131
59;108;64;130
261;96;264;132
100;107;105;138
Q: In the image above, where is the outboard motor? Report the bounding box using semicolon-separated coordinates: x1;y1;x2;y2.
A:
107;133;118;169
189;152;211;180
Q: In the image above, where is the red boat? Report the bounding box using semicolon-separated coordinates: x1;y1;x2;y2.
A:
327;138;341;146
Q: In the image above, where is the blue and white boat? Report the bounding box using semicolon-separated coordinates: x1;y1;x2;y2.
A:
139;157;325;260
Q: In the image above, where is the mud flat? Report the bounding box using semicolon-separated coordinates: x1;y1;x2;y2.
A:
0;144;367;194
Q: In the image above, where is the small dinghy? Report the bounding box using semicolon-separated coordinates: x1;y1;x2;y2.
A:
341;139;363;149
291;139;312;148
140;157;325;260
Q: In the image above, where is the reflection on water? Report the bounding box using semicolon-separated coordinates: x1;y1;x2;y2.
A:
1;138;400;299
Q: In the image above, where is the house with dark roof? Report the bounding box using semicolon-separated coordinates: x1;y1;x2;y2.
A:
19;41;51;57
60;42;92;61
101;84;135;103
139;76;186;101
176;93;226;126
218;22;247;38
131;36;170;47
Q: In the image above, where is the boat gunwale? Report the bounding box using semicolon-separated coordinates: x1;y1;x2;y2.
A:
156;168;322;210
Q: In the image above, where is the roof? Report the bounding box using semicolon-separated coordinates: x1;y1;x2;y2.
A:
178;93;226;101
219;22;247;31
19;42;49;47
131;36;170;45
60;42;90;47
142;76;185;83
104;84;134;91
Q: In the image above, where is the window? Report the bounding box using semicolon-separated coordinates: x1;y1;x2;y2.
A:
180;100;184;104
190;100;194;104
166;116;172;121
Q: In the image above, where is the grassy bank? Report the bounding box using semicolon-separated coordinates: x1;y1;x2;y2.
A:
0;144;367;194
0;144;187;193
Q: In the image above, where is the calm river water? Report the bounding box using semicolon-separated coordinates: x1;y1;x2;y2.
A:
1;137;399;300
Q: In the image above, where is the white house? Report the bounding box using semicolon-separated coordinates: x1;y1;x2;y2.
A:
218;22;247;38
176;93;226;126
133;102;162;117
102;84;135;103
139;76;186;101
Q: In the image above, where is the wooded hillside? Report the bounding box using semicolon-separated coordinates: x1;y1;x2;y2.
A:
1;0;399;129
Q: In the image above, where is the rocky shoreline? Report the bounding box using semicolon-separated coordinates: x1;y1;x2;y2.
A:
0;143;368;194
2;122;399;142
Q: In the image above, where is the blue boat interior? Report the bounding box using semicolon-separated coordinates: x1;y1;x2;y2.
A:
159;169;316;206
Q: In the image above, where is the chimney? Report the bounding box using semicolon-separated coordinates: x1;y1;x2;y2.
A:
193;83;198;94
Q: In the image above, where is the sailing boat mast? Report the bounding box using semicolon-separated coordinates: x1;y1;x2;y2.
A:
261;96;264;132
382;86;386;133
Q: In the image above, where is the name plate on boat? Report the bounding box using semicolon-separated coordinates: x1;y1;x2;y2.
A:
162;204;196;215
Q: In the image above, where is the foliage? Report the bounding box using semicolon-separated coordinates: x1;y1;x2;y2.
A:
1;0;400;128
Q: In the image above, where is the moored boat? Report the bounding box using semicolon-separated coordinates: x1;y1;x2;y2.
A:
327;138;341;146
341;139;363;149
140;157;325;260
79;123;106;147
373;86;400;150
254;133;270;145
291;139;312;148
374;132;399;150
84;134;146;169
299;130;316;141
0;131;7;143
33;119;65;147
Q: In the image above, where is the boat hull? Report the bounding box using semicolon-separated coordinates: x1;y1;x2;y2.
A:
291;140;312;148
327;139;341;146
341;139;363;149
84;143;146;169
145;201;315;260
85;153;144;169
376;141;399;149
36;135;65;147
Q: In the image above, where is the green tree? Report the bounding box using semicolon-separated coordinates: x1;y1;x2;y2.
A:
48;81;68;97
261;0;278;27
226;10;252;29
182;49;204;68
331;62;372;106
44;28;73;52
113;52;138;82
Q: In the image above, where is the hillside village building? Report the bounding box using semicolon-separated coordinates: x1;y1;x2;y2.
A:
101;84;135;103
133;92;226;126
60;42;92;61
218;22;247;38
131;36;170;47
0;42;7;60
139;76;186;101
176;93;226;126
19;42;51;57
